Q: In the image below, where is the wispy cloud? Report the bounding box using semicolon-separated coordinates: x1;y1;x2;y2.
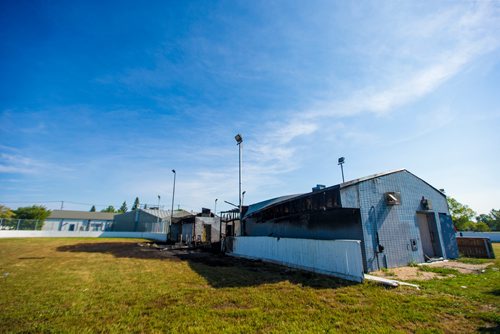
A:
4;2;498;212
214;2;499;199
0;153;73;175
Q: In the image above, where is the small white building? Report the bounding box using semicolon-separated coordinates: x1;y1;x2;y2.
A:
43;210;116;231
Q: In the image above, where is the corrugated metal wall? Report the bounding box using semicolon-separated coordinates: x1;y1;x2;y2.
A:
229;236;364;282
340;171;455;271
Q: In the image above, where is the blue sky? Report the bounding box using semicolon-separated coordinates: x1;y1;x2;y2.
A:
1;1;499;215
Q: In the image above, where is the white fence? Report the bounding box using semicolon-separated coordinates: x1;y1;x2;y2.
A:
228;237;365;282
0;230;167;242
456;232;500;242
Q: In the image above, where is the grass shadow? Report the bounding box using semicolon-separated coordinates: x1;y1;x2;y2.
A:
478;325;500;333
488;288;500;296
57;241;357;289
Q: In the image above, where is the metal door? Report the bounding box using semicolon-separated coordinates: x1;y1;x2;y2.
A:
416;213;435;259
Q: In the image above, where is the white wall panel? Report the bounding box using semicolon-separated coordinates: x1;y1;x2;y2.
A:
229;237;364;282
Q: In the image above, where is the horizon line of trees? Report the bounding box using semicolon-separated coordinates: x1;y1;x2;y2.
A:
89;197;142;214
447;197;498;232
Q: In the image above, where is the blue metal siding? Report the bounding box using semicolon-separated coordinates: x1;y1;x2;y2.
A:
439;213;459;259
341;170;453;271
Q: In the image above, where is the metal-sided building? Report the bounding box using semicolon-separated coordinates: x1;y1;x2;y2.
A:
43;210;116;231
112;208;193;233
170;208;221;243
242;169;458;272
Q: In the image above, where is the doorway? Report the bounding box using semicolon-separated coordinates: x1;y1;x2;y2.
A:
416;213;442;260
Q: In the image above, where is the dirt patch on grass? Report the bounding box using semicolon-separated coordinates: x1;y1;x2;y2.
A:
372;267;440;281
371;260;493;281
425;260;492;274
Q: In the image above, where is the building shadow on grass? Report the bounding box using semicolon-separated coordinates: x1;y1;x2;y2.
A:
488;288;500;296
478;325;500;333
56;242;357;289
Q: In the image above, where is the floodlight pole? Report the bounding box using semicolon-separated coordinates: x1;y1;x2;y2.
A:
214;198;218;216
338;157;345;183
157;195;161;225
169;169;176;242
235;134;243;222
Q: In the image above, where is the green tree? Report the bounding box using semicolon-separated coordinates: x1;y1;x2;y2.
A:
490;209;500;231
0;204;15;218
447;197;476;231
12;205;51;230
14;205;51;220
101;206;116;213
477;209;500;231
119;201;128;213
473;222;490;232
89;205;96;212
132;197;140;210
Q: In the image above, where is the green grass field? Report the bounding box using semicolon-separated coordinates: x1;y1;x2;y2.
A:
0;238;498;333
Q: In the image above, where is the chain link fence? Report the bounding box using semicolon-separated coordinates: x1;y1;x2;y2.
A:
0;218;168;233
0;218;44;231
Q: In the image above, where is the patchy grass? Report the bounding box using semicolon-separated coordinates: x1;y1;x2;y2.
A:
0;238;499;333
380;267;396;277
418;266;460;276
457;257;494;265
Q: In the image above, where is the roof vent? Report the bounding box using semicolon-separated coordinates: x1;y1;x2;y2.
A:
385;192;401;205
312;184;326;192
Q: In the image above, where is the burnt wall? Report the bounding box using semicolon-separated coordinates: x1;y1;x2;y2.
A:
244;208;362;240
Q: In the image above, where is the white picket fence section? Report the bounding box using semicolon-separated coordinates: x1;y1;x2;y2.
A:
0;230;167;242
228;237;364;282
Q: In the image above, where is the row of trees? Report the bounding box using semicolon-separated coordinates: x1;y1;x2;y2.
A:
447;197;499;232
0;197;144;220
89;197;141;214
0;205;51;220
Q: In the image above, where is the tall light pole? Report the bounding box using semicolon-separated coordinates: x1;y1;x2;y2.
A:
157;195;161;225
214;198;218;216
338;157;345;183
235;134;243;221
169;169;176;241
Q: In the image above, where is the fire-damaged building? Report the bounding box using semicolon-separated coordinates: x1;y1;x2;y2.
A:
170;208;221;244
239;169;459;273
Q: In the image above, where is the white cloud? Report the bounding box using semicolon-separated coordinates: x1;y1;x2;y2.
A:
231;2;500;201
0;153;73;175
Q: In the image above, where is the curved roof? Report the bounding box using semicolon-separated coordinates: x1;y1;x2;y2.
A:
243;193;305;219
